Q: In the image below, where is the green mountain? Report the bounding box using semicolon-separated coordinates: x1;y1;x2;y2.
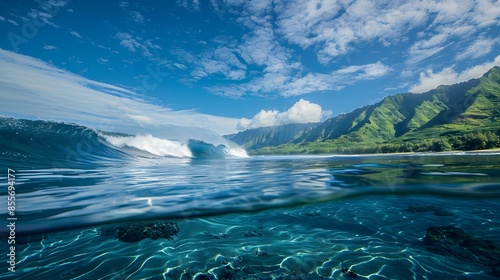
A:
225;123;319;150
239;66;500;155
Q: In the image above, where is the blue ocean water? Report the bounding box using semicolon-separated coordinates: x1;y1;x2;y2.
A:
1;118;500;279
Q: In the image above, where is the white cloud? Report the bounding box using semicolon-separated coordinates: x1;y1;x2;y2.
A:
191;68;208;79
0;49;240;136
409;55;500;93
37;0;68;10
69;30;82;38
173;63;187;70
0;16;17;26
237;99;323;130
282;98;323;124
274;0;343;49
170;0;496;99
116;32;154;58
177;0;201;11
97;57;109;64
214;61;391;98
276;0;433;64
336;61;391;79
471;0;500;27
192;0;200;11
456;37;499;60
238;110;280;130
27;1;69;28
406;45;448;66
272;0;500;65
227;70;246;80
433;0;473;25
322;109;333;119
405;0;500;65
173;0;393;98
406;32;453;65
126;114;151;124
43;44;57;50
28;9;59;27
129;11;144;23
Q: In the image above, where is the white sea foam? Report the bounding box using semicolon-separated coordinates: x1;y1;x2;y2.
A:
228;147;249;158
104;133;249;158
104;134;193;158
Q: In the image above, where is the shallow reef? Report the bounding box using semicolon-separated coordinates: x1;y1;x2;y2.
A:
99;221;180;242
424;225;500;276
407;204;453;216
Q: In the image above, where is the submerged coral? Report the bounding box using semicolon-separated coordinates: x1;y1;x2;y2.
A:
204;231;229;239
407;205;453;216
242;230;263;237
423;226;500;267
99;221;180;242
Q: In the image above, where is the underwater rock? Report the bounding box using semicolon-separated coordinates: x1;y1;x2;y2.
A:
242;230;263;237
407;205;453;216
100;221;179;243
213;265;249;280
423;226;500;267
204;231;229;239
256;248;267;257
341;267;358;278
98;226;118;238
407;205;440;212
16;234;46;244
1;232;46;245
433;209;453;216
303;211;321;217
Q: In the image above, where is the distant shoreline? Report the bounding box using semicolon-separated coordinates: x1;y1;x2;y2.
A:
249;147;500;156
465;148;500;153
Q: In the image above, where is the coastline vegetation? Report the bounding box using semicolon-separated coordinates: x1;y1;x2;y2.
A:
251;131;500;155
240;67;500;156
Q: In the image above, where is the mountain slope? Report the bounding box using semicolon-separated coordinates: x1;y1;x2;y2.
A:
246;66;500;154
225;123;319;150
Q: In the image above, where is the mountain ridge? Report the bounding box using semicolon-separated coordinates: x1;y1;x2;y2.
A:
225;123;319;150
226;66;500;154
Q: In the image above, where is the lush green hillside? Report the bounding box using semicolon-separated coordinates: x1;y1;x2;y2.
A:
225;123;319;150
250;66;500;155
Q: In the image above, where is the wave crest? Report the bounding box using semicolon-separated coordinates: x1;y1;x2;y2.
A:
104;134;248;159
104;134;193;158
0;118;248;166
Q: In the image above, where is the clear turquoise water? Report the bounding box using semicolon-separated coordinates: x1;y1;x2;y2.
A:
1;119;500;279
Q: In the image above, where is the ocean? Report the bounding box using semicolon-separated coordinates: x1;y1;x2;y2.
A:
1;118;500;279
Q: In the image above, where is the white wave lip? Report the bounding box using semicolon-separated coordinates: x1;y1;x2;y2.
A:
104;134;249;158
229;147;249;158
105;134;193;158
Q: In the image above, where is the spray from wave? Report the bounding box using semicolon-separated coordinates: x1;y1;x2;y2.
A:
104;134;193;158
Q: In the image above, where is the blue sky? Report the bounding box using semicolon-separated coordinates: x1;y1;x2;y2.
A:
0;0;499;135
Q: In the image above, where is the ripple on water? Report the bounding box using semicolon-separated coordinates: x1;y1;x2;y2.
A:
2;195;499;279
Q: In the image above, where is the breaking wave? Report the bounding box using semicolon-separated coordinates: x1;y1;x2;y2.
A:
0;118;248;168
